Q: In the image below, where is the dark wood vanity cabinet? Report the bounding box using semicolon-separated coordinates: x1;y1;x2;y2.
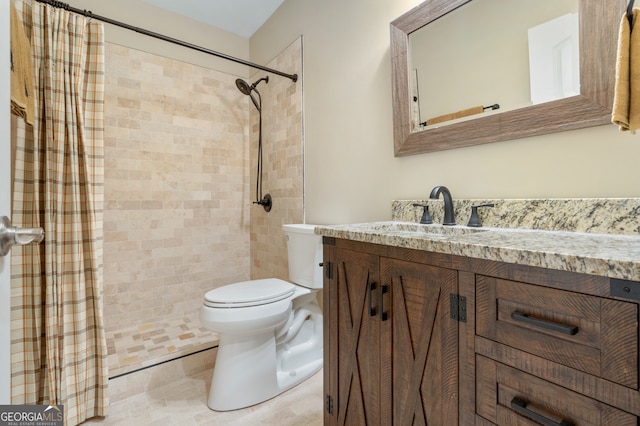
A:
322;238;459;425
322;237;640;425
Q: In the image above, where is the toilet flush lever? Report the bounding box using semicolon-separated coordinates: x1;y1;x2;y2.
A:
0;216;45;256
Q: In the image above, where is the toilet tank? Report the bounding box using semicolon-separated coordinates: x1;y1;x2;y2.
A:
282;224;323;289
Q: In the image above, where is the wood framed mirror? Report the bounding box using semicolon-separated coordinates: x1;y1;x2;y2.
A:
391;0;624;156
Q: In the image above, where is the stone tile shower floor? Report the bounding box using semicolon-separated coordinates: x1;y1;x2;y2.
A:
106;314;219;378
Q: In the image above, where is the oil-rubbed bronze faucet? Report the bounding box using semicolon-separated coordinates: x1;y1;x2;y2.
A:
429;186;455;225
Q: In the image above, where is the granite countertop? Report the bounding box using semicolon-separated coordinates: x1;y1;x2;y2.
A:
314;221;640;282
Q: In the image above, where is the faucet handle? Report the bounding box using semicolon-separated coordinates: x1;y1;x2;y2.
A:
412;203;433;225
467;203;494;227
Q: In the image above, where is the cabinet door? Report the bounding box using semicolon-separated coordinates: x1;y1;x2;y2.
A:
383;258;459;426
325;247;382;425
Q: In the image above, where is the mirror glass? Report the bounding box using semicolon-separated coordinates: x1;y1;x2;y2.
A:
390;0;621;156
409;0;578;131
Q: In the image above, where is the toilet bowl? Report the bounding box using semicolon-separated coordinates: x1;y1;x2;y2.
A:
199;224;323;411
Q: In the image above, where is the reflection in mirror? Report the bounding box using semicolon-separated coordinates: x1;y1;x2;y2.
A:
391;0;623;156
409;0;579;131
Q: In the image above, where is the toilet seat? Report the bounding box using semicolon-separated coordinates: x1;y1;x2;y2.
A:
204;278;295;308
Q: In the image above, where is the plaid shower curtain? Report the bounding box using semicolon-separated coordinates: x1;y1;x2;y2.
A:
10;1;108;424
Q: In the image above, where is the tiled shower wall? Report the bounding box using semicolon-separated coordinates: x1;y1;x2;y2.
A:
103;44;252;331
250;39;304;280
102;38;303;332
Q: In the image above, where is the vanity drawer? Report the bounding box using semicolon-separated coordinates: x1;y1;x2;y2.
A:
476;355;636;425
476;275;638;388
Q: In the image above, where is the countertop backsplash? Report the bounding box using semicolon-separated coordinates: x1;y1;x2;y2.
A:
392;198;640;236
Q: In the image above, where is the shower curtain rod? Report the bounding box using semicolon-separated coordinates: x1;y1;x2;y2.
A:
33;0;299;82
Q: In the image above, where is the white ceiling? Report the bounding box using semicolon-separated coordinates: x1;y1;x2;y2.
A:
143;0;285;39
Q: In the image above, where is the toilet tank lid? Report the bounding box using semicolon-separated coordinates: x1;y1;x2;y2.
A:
204;278;295;306
282;223;316;234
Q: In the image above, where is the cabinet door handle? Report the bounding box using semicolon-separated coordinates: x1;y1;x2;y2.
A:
510;397;574;426
369;282;377;317
379;285;388;321
511;311;578;336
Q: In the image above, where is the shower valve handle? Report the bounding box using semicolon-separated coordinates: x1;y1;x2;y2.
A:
253;194;273;212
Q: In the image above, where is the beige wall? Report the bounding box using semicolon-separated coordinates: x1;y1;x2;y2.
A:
253;0;640;226
65;0;249;76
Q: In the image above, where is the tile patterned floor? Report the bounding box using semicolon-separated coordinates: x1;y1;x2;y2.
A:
88;315;323;425
84;366;323;425
106;314;219;378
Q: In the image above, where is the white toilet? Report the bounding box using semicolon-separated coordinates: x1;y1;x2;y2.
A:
199;224;323;411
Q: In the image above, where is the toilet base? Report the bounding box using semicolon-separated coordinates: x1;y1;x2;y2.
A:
208;332;279;411
207;301;323;411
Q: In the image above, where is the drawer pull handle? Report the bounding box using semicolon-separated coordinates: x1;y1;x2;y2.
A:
369;282;377;317
379;285;388;321
511;311;578;336
511;397;574;426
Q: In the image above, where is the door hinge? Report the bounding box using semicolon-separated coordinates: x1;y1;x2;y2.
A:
450;293;467;322
325;261;333;279
325;394;334;414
